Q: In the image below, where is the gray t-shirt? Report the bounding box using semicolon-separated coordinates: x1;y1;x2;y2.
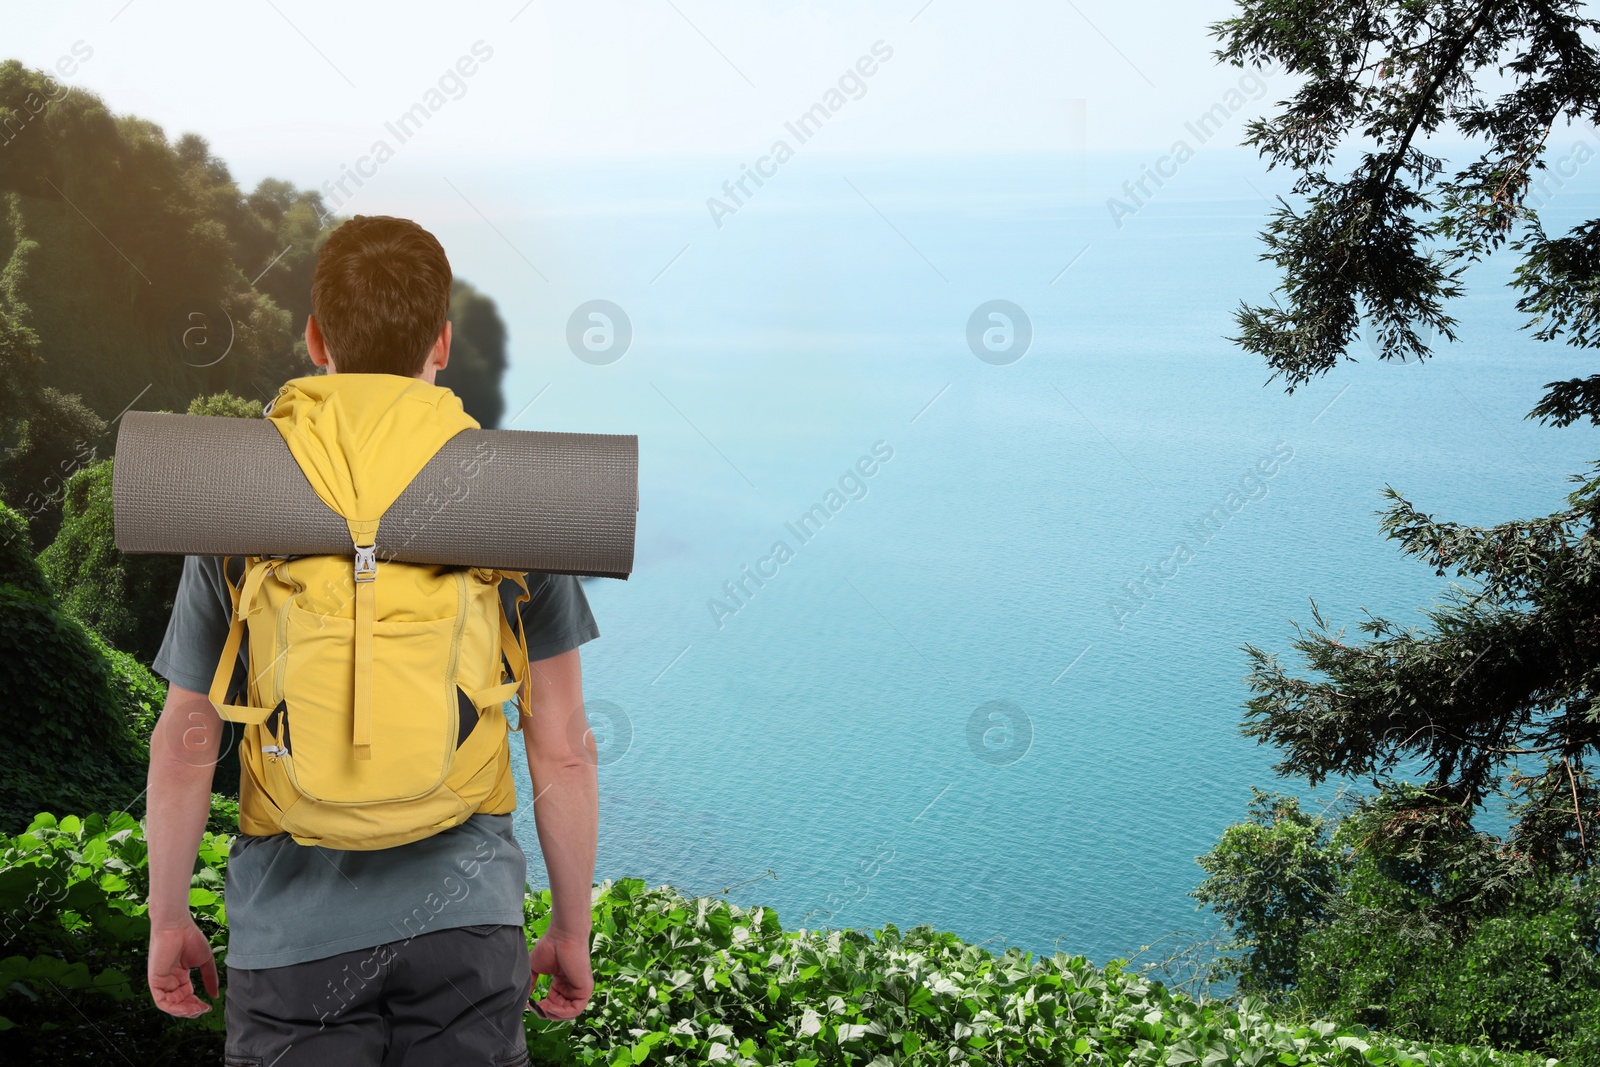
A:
152;554;599;970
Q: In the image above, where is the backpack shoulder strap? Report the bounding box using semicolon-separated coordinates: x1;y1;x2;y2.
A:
465;570;532;730
207;556;279;725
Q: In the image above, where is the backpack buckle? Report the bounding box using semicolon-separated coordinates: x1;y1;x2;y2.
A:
353;543;378;582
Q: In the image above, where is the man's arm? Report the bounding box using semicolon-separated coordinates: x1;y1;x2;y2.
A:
144;682;222;1017
521;646;597;1018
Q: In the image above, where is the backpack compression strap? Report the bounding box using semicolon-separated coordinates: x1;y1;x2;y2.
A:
207;556;280;725
464;570;533;726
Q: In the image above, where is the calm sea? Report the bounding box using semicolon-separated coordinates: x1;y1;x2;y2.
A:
416;148;1600;972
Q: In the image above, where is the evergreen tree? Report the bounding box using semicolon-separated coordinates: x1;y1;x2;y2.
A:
1196;2;1600;1058
1215;0;1600;877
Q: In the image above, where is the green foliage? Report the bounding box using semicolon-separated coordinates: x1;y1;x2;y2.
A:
1192;789;1345;995
0;58;290;416
0;494;47;598
204;795;238;838
235;177;324;338
0;499;153;836
1294;870;1600;1061
38;458;182;664
0;811;228;1063
1196;786;1600;1064
526;876;1559;1067
1238;470;1600;842
1;387;105;549
1208;6;1600;1056
1231;453;1600;926
0;269;105;551
1211;0;1600;396
184;391;262;419
0;585;147;836
0;813;1555;1067
1514;218;1600;354
0;294;40;423
93;630;169;741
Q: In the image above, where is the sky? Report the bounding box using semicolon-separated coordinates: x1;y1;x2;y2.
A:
5;0;1275;186
10;0;1596;370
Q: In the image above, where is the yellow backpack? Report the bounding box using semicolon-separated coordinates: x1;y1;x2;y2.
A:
206;374;532;851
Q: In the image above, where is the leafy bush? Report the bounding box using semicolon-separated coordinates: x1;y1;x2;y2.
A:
0;387;105;549
525;880;1561;1067
1192;788;1344;995
94;630;169;740
0;811;228;1064
38;458;182;664
0;584;148;835
1293;871;1600;1063
1196;789;1600;1065
0;500;158;835
0;495;47;597
185;392;262;419
0;300;41;426
0;811;1560;1067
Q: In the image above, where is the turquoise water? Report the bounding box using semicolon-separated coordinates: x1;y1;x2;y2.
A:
467;150;1598;972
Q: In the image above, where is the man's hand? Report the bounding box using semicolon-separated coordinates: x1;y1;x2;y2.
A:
147;917;219;1017
527;927;594;1019
521;646;599;1020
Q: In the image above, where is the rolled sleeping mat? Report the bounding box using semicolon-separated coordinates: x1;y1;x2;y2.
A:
112;411;638;579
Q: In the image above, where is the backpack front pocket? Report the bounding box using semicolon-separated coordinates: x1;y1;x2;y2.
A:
280;603;462;804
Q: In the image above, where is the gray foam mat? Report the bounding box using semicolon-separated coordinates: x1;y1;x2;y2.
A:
112;411;637;579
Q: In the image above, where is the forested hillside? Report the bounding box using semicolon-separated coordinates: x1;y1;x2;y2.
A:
0;57;509;546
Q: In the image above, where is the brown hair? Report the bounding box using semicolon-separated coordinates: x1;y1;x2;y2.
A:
309;215;452;376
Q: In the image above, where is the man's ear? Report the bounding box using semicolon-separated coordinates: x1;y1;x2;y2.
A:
431;320;452;373
306;315;332;370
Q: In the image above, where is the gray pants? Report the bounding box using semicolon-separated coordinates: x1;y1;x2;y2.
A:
223;923;532;1066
